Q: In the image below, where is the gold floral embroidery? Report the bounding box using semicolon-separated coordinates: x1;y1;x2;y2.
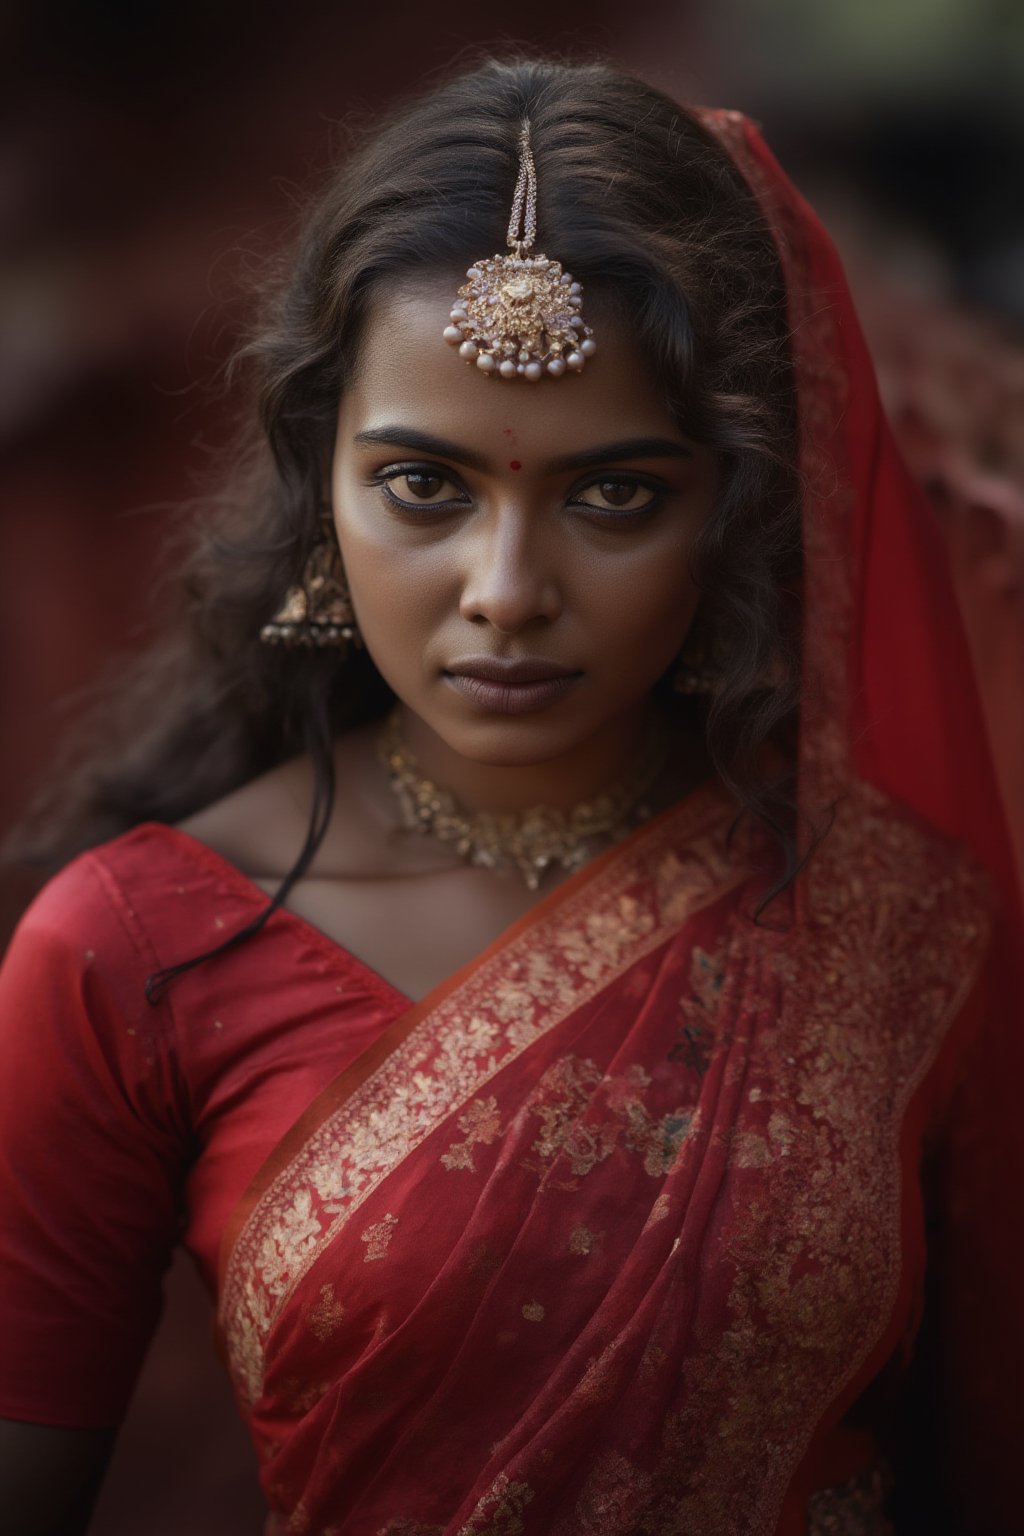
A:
568;1224;601;1255
465;1239;502;1276
520;1056;612;1178
573;1336;628;1407
644;1191;671;1227
285;1501;310;1535
305;1282;345;1342
361;1212;398;1262
278;1373;332;1414
521;1300;545;1321
455;1474;533;1536
377;791;987;1536
441;1095;502;1171
521;1055;694;1182
668;943;727;1069
807;1461;895;1534
640;784;989;1536
622;1101;694;1177
220;791;744;1408
554;1450;653;1535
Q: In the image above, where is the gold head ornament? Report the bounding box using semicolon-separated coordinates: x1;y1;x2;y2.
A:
442;124;596;382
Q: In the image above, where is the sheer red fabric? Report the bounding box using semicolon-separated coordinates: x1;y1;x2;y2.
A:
706;111;1024;1532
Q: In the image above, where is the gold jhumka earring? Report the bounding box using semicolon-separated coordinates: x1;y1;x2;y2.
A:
259;510;361;651
672;631;726;696
442;123;596;381
673;656;722;696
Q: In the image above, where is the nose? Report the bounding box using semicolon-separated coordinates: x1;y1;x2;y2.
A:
458;506;562;634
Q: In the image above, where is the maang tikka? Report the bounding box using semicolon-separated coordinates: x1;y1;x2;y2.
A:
443;123;596;381
259;509;361;650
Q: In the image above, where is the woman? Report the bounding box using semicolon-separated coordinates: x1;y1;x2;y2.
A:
0;56;1019;1536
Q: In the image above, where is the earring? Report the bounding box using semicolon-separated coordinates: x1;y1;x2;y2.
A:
672;632;724;696
672;660;720;696
259;511;362;650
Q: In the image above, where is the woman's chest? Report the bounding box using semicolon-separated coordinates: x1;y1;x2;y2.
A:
252;864;572;1002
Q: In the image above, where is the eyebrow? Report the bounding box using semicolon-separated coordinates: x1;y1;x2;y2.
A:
352;426;694;473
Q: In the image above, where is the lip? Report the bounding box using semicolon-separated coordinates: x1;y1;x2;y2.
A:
445;656;579;684
443;660;582;716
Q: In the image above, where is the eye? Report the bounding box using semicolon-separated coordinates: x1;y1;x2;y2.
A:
371;464;470;510
570;476;661;516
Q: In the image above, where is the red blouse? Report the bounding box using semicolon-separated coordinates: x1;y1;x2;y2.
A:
0;822;408;1428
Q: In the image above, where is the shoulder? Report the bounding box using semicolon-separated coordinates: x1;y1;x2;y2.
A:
174;754;314;880
5;813;258;991
818;779;995;938
796;779;996;1075
175;721;400;879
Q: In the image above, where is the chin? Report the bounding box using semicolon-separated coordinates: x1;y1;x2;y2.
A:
444;717;582;768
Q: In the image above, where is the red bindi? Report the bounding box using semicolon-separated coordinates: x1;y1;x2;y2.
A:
509;459;522;471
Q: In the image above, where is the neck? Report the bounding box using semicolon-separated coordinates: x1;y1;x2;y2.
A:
394;699;688;816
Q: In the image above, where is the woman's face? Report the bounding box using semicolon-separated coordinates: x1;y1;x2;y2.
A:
331;277;718;774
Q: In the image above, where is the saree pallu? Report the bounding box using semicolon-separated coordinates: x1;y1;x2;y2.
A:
217;778;989;1535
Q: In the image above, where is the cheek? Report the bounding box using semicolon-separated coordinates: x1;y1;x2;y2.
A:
580;539;701;662
332;516;455;675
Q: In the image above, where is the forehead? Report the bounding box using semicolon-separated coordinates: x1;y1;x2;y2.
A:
338;276;681;454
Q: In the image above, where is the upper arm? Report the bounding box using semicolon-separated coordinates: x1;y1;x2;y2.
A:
0;855;187;1430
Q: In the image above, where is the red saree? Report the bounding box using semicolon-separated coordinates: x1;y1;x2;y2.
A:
215;115;1022;1535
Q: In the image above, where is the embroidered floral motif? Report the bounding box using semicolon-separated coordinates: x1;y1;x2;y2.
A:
642;785;990;1536
520;1056;610;1177
568;1224;601;1255
668;944;727;1069
305;1283;345;1342
521;1055;694;1181
441;1096;502;1171
279;1373;332;1414
573;1335;629;1407
807;1460;895;1534
554;1450;654;1535
521;1301;545;1321
285;1501;310;1535
361;1212;398;1262
456;1474;534;1536
644;1191;671;1227
623;1101;694;1177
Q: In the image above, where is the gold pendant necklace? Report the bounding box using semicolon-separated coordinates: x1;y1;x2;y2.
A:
378;708;672;890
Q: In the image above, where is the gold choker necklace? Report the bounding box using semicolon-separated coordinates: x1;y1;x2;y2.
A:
378;708;671;890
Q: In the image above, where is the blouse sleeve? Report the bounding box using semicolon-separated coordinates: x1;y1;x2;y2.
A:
0;851;188;1428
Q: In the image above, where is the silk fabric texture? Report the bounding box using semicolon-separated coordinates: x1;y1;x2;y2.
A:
213;112;1022;1535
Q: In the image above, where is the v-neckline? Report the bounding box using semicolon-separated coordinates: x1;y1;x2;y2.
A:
146;779;721;1011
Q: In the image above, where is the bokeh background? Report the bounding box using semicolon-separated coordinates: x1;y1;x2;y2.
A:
1;2;1021;1531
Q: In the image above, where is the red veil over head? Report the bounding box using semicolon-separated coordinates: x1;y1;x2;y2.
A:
694;111;1016;897
699;108;1023;1527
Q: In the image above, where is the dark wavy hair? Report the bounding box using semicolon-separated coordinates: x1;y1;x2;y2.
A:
7;54;803;989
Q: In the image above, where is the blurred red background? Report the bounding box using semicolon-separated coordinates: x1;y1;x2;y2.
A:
1;3;1021;1530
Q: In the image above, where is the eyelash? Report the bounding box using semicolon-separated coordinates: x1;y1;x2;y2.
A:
367;463;665;521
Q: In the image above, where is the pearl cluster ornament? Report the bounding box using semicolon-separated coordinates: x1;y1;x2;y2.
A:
442;123;596;382
443;256;596;381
